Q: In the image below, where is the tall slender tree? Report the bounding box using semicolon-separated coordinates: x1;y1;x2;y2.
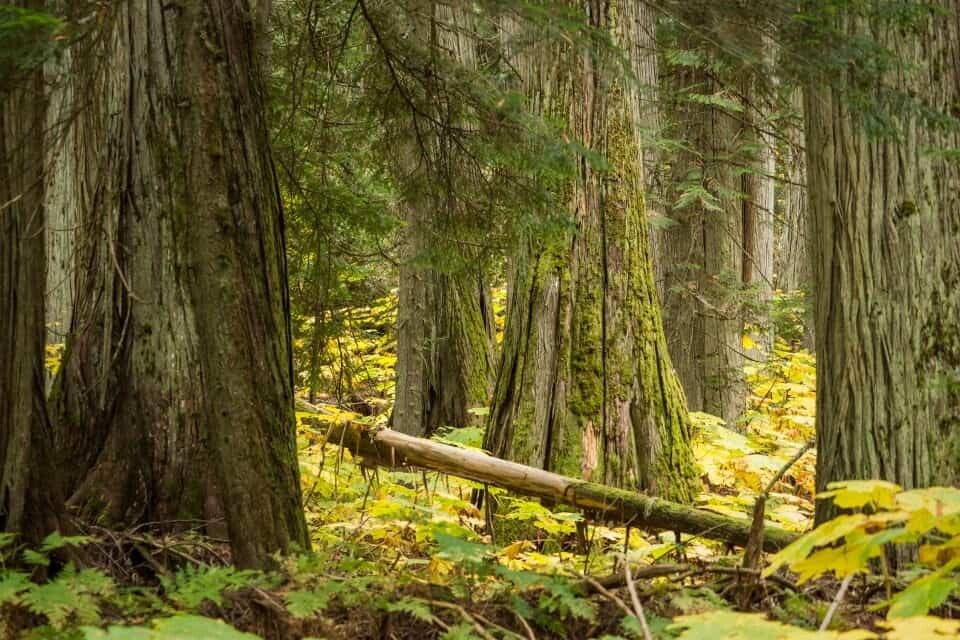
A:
484;0;699;501
657;12;779;423
740;37;776;347
41;1;307;568
776;90;808;295
806;2;960;523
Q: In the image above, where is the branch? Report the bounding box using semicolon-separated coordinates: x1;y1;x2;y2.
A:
324;423;799;551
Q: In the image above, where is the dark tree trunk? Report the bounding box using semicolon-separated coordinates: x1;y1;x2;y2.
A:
484;0;699;502
808;4;960;524
0;1;62;541
46;1;307;567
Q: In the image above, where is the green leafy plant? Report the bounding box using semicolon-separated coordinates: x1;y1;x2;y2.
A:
82;615;261;640
160;565;268;609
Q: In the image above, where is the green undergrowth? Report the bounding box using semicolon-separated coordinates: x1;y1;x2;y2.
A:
12;293;959;639
4;459;960;639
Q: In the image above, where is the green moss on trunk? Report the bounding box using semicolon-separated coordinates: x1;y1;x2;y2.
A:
484;1;699;503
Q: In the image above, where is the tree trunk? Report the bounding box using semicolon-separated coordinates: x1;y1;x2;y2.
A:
659;35;745;425
43;46;76;358
484;0;699;502
0;2;62;540
624;2;667;296
807;4;960;524
777;89;809;294
47;1;307;568
740;38;775;349
395;255;495;436
326;423;798;552
392;2;495;437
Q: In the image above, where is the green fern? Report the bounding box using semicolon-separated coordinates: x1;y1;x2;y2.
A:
22;565;115;629
0;570;30;604
284;580;349;618
82;614;261;639
381;597;433;623
160;566;265;609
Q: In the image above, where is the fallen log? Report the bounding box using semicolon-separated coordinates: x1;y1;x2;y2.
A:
324;423;800;552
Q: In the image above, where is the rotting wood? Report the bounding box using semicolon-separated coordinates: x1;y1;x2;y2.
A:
324;422;799;552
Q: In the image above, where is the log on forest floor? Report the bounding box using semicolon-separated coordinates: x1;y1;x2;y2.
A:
323;422;799;552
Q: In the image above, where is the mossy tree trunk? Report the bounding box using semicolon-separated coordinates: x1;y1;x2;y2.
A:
484;0;699;502
46;1;307;568
392;3;495;437
625;2;667;295
807;4;960;523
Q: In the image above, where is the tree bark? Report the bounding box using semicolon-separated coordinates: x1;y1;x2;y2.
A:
807;4;960;524
46;1;307;568
777;89;809;294
392;2;495;437
740;37;775;348
43;45;76;357
624;2;667;296
395;256;495;436
0;1;62;540
659;31;745;425
484;0;699;502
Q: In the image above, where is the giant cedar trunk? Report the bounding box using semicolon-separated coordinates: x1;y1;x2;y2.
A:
484;0;698;502
808;4;960;523
624;2;667;295
392;3;495;437
395;259;495;436
659;49;745;424
48;1;307;567
43;45;76;355
0;7;61;539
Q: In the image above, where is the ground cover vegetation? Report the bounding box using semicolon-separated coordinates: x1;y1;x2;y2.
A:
1;0;959;638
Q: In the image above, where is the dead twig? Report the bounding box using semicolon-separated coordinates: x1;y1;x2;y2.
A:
819;574;853;631
513;609;537;640
576;573;636;619
740;438;815;607
427;600;500;640
623;560;653;640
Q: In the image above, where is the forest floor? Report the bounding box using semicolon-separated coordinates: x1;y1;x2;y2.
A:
3;292;959;639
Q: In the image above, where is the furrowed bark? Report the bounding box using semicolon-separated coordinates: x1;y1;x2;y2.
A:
659;33;745;423
327;423;798;552
484;0;699;503
740;36;775;350
807;4;960;524
0;0;63;541
776;90;809;295
391;2;494;437
47;1;307;567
